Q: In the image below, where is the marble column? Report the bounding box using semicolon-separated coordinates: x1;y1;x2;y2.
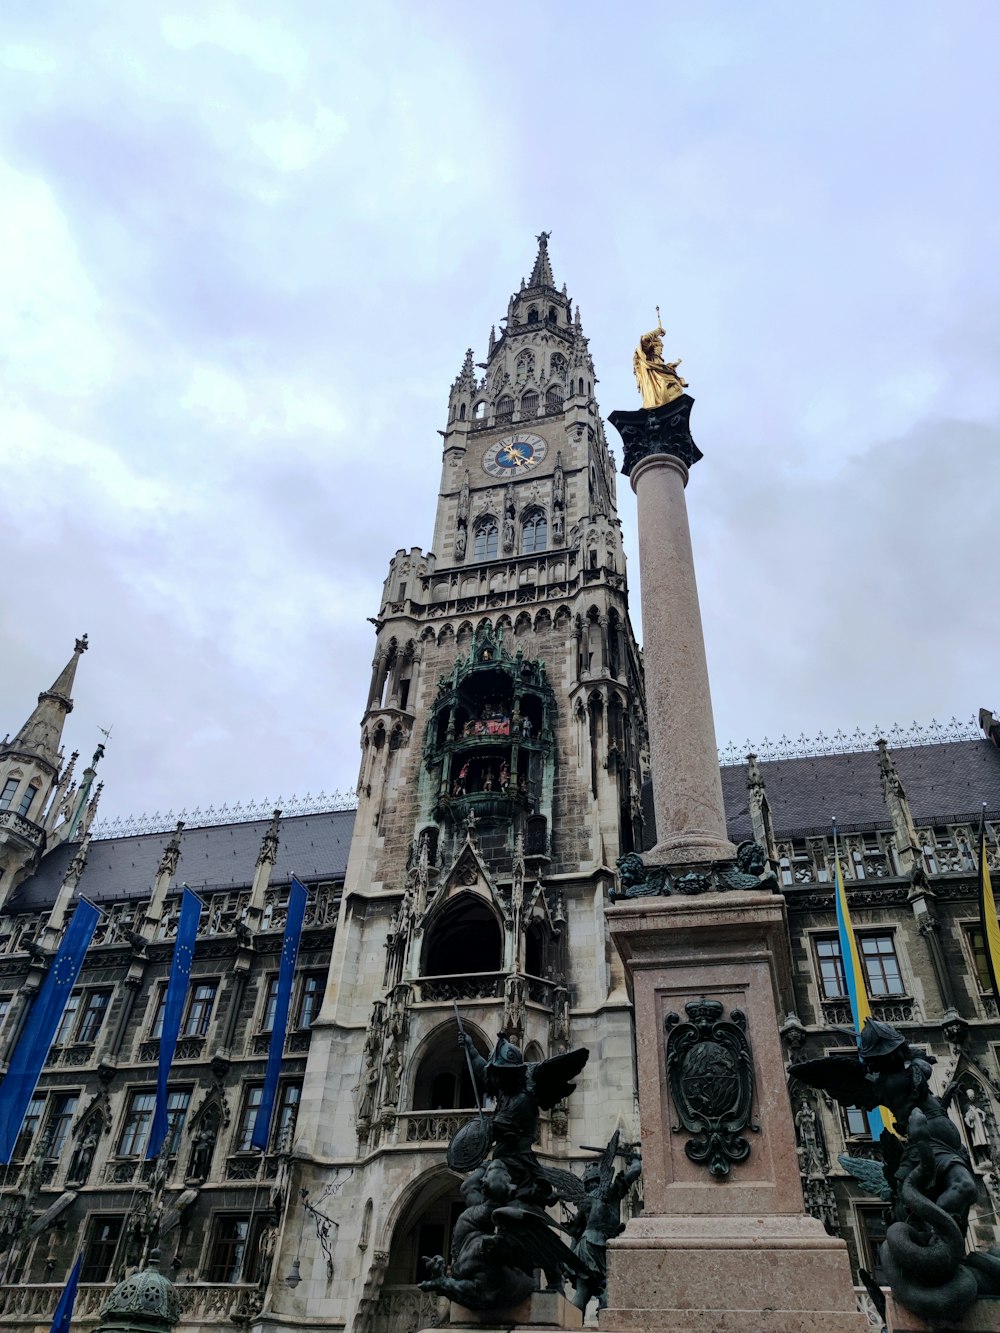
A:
605;395;865;1332
627;432;733;865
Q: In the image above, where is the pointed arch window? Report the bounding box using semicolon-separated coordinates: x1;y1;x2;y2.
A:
17;784;39;818
516;350;535;380
521;510;547;555
474;518;499;561
520;391;538;418
496;395;514;423
545;388;563;414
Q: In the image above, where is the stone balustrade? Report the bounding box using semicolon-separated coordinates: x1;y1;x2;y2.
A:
0;1281;259;1325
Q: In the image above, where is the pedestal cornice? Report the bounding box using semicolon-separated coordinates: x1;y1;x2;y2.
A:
609;394;702;477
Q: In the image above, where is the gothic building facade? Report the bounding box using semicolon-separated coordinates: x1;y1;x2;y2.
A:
0;239;998;1333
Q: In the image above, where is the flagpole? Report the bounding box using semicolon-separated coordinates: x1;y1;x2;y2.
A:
831;818;886;1139
976;804;1000;1012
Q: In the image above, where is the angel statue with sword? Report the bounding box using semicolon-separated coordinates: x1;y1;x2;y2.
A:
453;1029;590;1206
421;1027;592;1310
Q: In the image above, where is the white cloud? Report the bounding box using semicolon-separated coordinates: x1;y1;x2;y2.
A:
160;5;308;85
0;159;114;397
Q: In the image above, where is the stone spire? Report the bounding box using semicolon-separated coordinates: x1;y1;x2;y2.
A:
528;229;555;288
0;636;90;900
40;834;92;946
877;737;919;876
244;808;282;928
1;635;88;774
143;821;185;937
48;742;106;852
453;347;476;393
746;753;777;865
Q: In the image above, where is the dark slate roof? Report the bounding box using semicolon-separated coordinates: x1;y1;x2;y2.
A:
644;739;1000;847
7;809;357;914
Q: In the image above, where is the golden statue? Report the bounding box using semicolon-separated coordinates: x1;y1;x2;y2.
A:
633;307;688;408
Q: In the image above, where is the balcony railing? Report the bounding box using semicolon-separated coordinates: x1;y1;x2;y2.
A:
820;998;915;1026
0;809;44;850
413;973;504;1003
399;1111;470;1143
0;1281;260;1324
246;1027;312;1057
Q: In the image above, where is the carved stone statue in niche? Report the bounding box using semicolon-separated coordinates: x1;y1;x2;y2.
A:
794;1097;826;1178
187;1117;218;1182
503;974;525;1041
67;1127;99;1185
553;453;565;507
964;1088;991;1162
502;514;515;555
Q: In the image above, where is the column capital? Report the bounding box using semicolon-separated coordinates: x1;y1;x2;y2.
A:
609;394;702;478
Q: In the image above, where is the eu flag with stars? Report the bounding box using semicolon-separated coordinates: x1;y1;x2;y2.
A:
0;899;100;1162
49;1253;82;1333
252;876;307;1151
147;887;203;1160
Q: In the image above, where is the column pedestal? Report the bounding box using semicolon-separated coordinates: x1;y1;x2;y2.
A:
603;892;866;1333
418;1290;582;1332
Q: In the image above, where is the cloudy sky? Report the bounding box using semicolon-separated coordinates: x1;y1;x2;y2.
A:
1;2;998;827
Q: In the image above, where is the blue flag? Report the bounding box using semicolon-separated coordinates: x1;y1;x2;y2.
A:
0;899;100;1162
147;887;203;1159
49;1253;82;1333
252;876;307;1151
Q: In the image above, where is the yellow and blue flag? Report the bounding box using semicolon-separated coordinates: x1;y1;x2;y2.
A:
252;876;307;1151
0;899;100;1162
977;810;1000;1008
832;824;886;1138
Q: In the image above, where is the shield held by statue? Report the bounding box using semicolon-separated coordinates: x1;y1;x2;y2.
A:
447;1115;493;1172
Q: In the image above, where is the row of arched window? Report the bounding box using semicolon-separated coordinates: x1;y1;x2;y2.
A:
473;511;547;560
495;388;562;422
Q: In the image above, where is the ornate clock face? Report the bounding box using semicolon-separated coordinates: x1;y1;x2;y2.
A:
482;432;547;479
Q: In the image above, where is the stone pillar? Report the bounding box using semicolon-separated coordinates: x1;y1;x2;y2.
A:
610;398;733;866
605;396;865;1332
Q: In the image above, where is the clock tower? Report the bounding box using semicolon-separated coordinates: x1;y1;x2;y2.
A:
275;235;647;1331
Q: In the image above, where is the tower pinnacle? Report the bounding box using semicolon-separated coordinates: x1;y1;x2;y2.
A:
529;230;555;288
2;634;89;774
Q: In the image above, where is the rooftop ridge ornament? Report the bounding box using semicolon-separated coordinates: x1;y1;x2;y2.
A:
718;716;983;766
92;789;360;840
